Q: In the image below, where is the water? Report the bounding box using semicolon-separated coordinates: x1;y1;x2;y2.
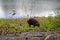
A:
0;0;60;18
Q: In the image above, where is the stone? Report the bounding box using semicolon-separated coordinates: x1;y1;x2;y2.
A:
45;34;60;40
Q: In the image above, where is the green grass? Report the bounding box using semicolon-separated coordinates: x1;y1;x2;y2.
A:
0;17;60;35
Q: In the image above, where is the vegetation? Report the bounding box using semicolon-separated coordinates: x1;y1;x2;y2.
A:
0;13;60;35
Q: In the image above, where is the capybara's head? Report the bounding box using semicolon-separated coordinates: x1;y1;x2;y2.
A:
35;23;40;27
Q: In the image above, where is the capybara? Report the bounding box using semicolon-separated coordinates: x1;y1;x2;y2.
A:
27;18;40;27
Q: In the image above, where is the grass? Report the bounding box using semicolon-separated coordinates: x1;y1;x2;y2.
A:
0;17;60;35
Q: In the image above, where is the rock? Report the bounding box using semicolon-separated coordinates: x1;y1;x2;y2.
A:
44;34;60;40
0;32;46;40
32;32;45;37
